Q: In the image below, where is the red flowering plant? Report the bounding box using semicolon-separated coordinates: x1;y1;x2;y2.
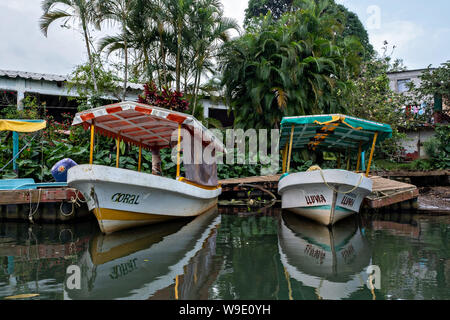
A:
138;81;189;112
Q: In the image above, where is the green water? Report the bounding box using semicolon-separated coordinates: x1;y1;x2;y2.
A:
0;207;449;300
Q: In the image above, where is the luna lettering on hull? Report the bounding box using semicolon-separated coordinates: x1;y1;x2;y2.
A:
111;193;141;205
305;194;326;206
341;195;355;207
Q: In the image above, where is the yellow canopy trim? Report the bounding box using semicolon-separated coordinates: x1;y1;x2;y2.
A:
0;120;47;133
313;115;363;131
309;116;362;150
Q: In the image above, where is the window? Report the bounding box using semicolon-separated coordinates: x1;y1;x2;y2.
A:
397;79;411;93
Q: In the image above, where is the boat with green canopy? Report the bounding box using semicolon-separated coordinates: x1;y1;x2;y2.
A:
278;114;393;226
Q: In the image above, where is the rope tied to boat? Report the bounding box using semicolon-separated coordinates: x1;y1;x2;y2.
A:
307;166;365;195
28;189;42;224
60;190;86;217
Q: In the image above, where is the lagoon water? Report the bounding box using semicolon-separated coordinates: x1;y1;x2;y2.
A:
0;206;449;300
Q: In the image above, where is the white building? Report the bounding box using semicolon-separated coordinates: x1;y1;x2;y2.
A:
387;68;427;95
387;68;444;160
0;69;143;119
0;69;233;126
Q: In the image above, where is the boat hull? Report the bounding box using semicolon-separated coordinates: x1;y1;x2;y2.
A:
278;170;372;226
67;165;221;234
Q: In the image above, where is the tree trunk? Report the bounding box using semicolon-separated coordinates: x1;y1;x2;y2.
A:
158;22;167;88
192;67;201;115
82;22;98;94
123;36;128;101
143;49;151;81
176;22;182;92
151;149;162;176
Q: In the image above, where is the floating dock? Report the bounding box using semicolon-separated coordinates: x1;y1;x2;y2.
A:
219;174;420;212
0;187;90;222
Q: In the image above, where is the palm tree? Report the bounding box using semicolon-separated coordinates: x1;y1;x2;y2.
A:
40;0;100;92
96;0;136;100
189;0;240;115
162;0;195;92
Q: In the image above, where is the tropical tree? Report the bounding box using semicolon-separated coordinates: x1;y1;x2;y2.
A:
219;0;363;129
244;0;373;58
336;4;374;59
188;0;240;115
346;55;409;161
39;0;100;92
244;0;293;27
161;0;195;92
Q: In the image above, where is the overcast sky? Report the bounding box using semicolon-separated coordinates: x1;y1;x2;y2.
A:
0;0;449;77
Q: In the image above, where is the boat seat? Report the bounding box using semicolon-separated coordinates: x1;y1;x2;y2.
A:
0;178;36;190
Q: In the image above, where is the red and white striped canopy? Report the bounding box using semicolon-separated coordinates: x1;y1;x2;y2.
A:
72;101;225;152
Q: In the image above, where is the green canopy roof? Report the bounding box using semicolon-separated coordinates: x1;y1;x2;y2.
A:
280;114;392;153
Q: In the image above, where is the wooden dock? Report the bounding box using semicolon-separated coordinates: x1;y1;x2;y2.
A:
219;174;420;211
0;187;90;222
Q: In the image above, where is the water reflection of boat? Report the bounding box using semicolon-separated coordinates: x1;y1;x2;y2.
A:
65;206;220;300
278;212;372;300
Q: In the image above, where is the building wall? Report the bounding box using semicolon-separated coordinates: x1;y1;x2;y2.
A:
0;72;141;111
401;128;436;160
387;69;443;160
387;69;425;94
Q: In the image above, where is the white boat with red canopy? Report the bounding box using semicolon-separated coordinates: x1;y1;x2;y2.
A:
67;101;225;234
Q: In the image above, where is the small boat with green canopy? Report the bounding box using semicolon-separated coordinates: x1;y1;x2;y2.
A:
278;114;393;226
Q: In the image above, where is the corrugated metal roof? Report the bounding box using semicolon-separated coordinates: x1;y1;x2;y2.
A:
0;69;68;82
0;69;144;90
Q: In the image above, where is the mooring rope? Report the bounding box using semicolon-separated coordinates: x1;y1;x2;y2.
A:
28;188;42;223
60;190;86;217
307;165;365;195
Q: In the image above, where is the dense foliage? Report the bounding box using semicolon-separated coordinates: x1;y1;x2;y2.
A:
244;0;374;58
421;125;450;170
219;0;363;129
244;0;293;26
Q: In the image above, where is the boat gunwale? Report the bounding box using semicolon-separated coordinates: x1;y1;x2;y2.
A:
278;170;373;194
67;164;222;199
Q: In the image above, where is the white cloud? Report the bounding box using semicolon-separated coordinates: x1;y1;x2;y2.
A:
0;0;36;13
221;0;246;27
221;0;246;37
0;1;87;75
370;20;425;52
369;20;450;69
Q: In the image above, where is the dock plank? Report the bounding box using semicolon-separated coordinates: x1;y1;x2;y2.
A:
0;188;83;205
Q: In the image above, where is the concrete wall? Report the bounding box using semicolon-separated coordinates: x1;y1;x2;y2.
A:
199;98;228;120
387;69;425;94
400;128;436;160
